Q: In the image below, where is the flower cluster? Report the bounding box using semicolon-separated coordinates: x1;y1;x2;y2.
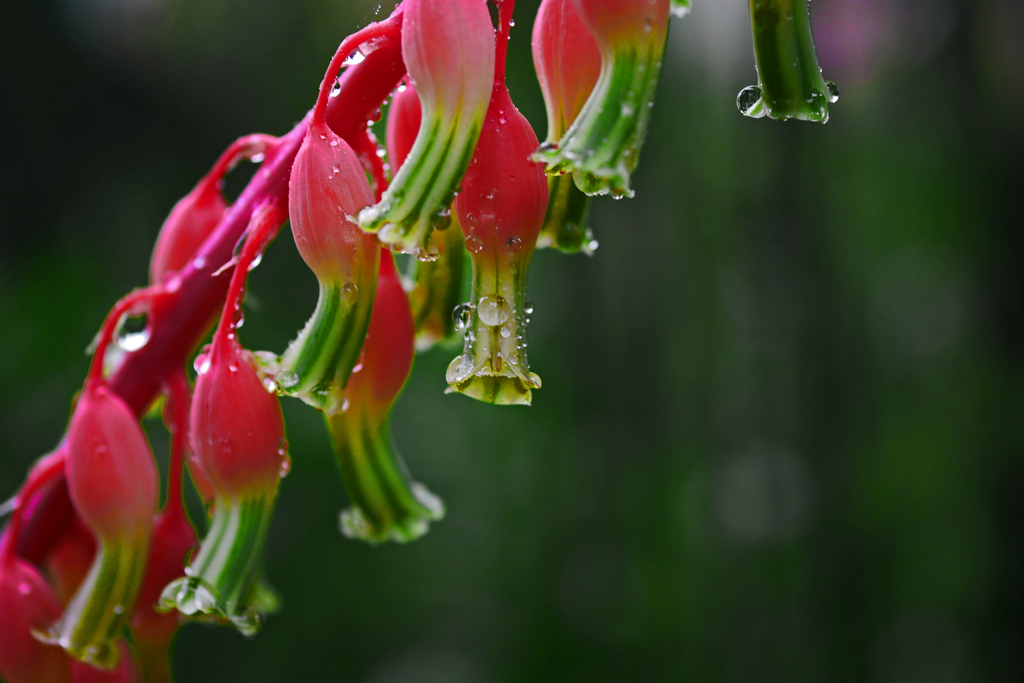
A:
1;1;836;679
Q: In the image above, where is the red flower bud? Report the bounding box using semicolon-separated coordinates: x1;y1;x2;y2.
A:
190;340;286;496
0;533;70;683
38;381;158;669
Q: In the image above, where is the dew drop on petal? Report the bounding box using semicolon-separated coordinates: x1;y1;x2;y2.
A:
341;282;359;305
477;295;511;326
466;235;484;253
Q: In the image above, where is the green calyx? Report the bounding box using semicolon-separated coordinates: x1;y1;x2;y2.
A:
446;249;540;406
358;110;482;258
738;0;838;123
34;532;149;670
410;215;467;351
158;491;277;636
276;267;378;413
537;173;595;255
534;34;667;198
326;410;444;544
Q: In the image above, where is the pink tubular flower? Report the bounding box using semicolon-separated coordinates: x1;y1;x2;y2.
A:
386;80;467;351
277;47;381;414
534;0;674;198
358;0;495;258
448;0;549;405
160;204;288;636
326;251;444;543
532;0;602;253
36;378;159;670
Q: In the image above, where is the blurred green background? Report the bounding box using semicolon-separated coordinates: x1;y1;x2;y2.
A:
2;0;1023;681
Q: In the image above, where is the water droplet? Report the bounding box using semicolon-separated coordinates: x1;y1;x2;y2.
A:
112;605;124;615
193;255;206;270
466;235;484;253
340;397;350;413
826;81;840;103
506;236;522;252
477;295;511;326
117;314;150;352
340;282;359;305
18;582;31;595
194;354;211;375
453;303;473;331
351;360;364;373
330;81;342;98
329;138;339;148
500;326;512;338
247;252;262;271
524;301;535;315
342;51;365;67
278;371;299;389
445;354;475;384
262;376;278;393
736;86;766;118
250;152;265;163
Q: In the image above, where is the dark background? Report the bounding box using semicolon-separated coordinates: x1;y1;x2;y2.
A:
2;1;1023;681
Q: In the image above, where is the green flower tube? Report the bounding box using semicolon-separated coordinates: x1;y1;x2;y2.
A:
327;253;443;543
737;0;838;122
533;0;673;198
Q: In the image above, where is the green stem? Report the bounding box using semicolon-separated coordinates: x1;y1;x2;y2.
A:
537;173;595;255
739;0;837;122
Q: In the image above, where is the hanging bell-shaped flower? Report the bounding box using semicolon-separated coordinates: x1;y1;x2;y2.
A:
357;0;495;258
159;336;286;636
532;0;602;253
326;251;444;543
36;380;159;670
278;86;380;414
737;0;838;122
386;80;467;350
448;4;549;406
534;0;673;198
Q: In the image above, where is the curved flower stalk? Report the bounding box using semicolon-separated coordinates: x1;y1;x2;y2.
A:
534;0;673;198
532;0;601;253
277;37;381;415
150;135;277;285
385;80;467;350
357;0;495;258
448;0;549;406
737;0;838;122
326;251;444;543
160;204;288;637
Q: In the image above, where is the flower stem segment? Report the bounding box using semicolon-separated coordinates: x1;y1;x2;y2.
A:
737;0;838;122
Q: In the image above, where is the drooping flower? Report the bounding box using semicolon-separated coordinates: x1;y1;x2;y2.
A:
326;250;444;543
357;0;495;258
277;58;380;414
737;0;838;122
534;0;674;198
385;80;467;350
532;0;601;253
447;0;549;406
37;379;159;670
160;203;288;636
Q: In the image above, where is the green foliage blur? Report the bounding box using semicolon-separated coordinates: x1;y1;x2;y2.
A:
2;1;1022;681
